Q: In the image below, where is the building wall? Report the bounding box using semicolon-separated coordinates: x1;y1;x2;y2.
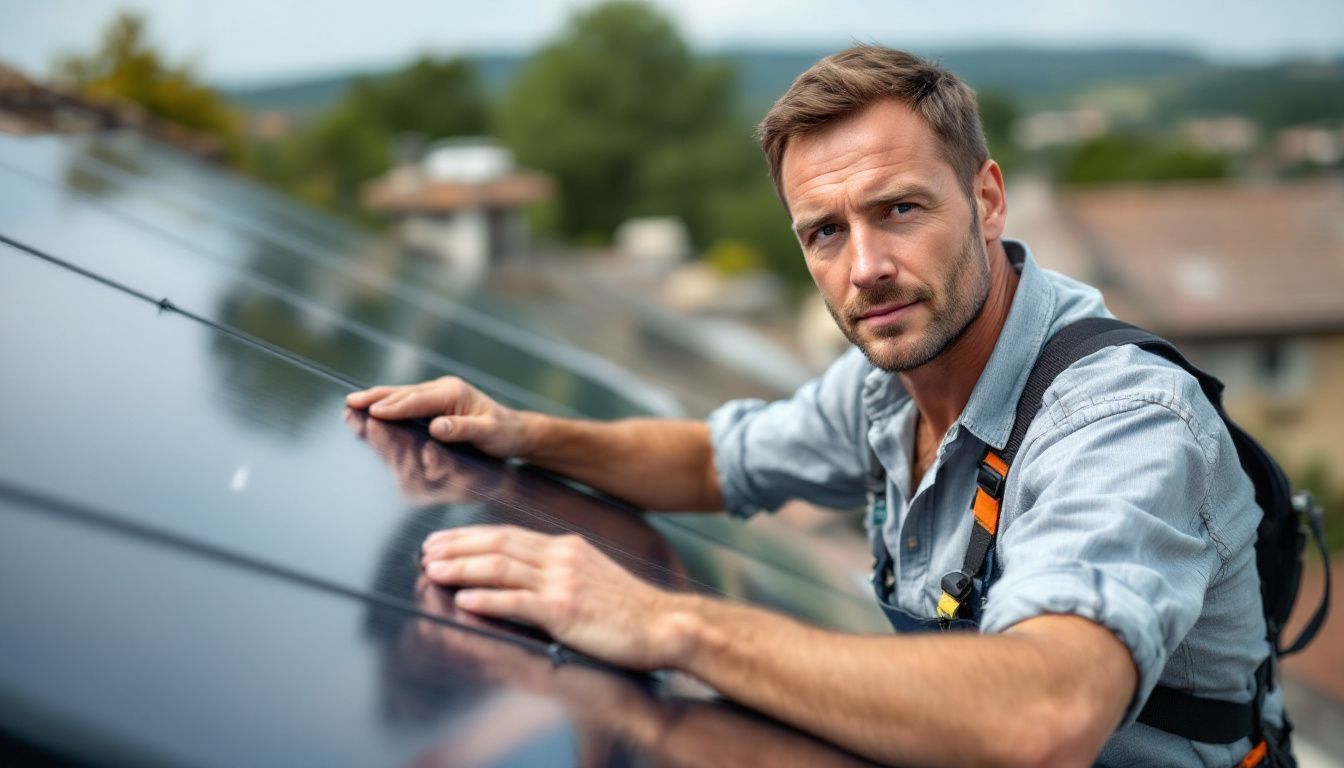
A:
1188;334;1344;486
398;211;489;285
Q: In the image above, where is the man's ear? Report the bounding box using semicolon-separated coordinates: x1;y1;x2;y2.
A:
975;159;1007;242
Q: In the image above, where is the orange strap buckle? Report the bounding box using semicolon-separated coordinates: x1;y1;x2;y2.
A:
1236;739;1267;768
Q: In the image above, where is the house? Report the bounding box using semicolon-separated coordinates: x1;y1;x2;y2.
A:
0;64;228;160
361;138;552;285
1044;178;1344;486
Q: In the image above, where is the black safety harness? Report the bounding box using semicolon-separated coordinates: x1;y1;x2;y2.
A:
929;317;1331;767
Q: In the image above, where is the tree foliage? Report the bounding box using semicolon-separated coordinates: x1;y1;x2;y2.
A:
496;1;807;287
500;5;729;237
58;12;245;163
976;90;1022;173
257;56;491;216
1057;135;1228;185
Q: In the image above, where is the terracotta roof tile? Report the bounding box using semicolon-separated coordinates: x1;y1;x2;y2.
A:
1058;179;1344;338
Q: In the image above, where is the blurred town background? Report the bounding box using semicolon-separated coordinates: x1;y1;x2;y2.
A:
3;1;1342;761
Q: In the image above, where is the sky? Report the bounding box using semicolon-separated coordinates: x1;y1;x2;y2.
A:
4;0;1343;86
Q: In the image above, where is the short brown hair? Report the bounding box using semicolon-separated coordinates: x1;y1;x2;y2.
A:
757;45;989;205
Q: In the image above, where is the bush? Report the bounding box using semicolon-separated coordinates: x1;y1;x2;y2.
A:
1058;135;1228;185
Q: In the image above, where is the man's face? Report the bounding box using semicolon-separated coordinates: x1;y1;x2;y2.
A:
781;99;991;372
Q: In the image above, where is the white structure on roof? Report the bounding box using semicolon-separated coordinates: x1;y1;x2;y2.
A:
424;139;515;183
615;216;691;272
363;137;552;285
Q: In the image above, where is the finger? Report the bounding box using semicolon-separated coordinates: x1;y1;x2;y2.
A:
429;414;493;444
414;574;435;597
413;576;507;634
342;407;369;438
423;525;556;555
421;529;550;570
370;385;458;421
415;577;452;611
422;525;552;565
454;588;546;626
366;389;416;419
362;416;401;453
424;554;542;590
345;385;396;409
420;441;448;480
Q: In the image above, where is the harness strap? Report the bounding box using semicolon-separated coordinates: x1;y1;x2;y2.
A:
1136;672;1258;744
936;317;1131;623
937;450;1006;624
947;317;1289;754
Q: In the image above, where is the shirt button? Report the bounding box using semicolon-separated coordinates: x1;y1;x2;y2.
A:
906;536;919;551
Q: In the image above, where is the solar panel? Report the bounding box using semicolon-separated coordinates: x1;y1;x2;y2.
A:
0;131;885;766
0;133;672;419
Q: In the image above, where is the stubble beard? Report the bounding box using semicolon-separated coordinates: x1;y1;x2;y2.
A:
825;220;991;373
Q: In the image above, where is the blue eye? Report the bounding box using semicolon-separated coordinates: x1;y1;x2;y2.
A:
892;203;916;216
818;223;839;238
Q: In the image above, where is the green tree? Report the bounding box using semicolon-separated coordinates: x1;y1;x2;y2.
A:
497;1;813;290
498;1;748;244
1057;135;1228;185
705;173;811;292
976;91;1022;173
57;12;245;163
259;56;490;216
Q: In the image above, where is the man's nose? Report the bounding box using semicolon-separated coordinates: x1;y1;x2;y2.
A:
848;224;897;289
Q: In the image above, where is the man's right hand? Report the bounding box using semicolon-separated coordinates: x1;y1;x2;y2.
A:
349;376;722;513
346;377;531;460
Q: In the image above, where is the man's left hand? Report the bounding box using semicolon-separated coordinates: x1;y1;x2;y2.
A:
420;525;692;671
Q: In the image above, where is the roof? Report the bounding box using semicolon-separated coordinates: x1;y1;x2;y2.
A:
0;65;227;159
0;130;884;766
1057;178;1344;339
363;166;553;213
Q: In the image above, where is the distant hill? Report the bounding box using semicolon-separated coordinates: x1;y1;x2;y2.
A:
221;46;1344;128
220;53;525;118
934;46;1208;92
719;46;1213;116
1159;60;1344;130
221;72;362;115
221;46;1206;111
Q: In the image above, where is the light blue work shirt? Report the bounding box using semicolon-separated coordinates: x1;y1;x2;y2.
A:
709;240;1281;766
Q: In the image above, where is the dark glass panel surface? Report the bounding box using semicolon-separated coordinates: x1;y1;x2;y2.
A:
0;133;672;419
0;242;884;632
0;492;878;767
0;133;884;604
0;130;899;766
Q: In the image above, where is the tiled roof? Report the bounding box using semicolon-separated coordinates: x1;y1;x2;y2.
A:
1058;179;1344;339
362;168;552;212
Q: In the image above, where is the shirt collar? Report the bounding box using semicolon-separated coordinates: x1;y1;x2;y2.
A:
957;239;1057;450
861;239;1057;450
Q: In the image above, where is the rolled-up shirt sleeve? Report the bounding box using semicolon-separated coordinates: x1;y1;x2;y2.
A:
979;370;1229;724
708;347;873;518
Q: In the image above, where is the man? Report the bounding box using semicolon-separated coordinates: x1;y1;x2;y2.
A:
347;47;1277;767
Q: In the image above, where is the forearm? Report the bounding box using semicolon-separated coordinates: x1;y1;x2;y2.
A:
518;413;723;511
659;596;1133;768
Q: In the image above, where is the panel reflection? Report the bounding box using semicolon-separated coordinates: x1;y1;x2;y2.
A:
348;408;696;596
368;571;876;768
